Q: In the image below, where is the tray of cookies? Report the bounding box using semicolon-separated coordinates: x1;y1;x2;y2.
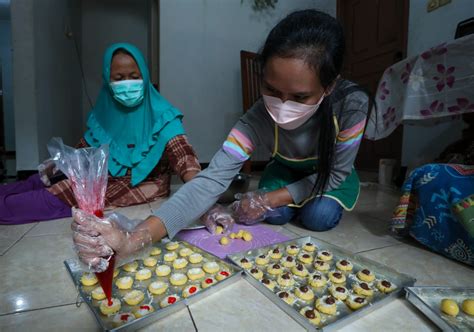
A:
227;236;415;331
405;287;474;331
64;240;242;331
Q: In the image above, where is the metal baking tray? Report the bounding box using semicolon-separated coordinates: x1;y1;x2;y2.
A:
406;287;474;331
65;240;242;331
228;236;415;331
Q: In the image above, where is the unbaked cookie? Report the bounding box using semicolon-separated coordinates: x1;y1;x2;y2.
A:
316;295;337;315
255;254;269;266
346;294;368;310
462;299;474;316
99;298;121;315
203;261;220;274
216;270;231;281
155;265;171;277
165;241;179;251
160;295;179;308
261;278;276;291
163;252;177;262
440;299;459;317
116;276;133;290
189;253;204;264
170;273;188;286
148;281;168;295
277;272;295;288
179;248;193;257
173;258;188;270
328;271;346;284
187;267;205;281
249;268;264;280
133;305;155;318
112;312;135;326
183;285;200;298
239;257;252;269
376;280;396;293
317;250;333;261
123;290;145;306
202;277;216;288
291;263;309;277
356;268;375;282
136;268;152;281
150;247;162;256
309;272;328;288
81;273;98;287
295;285;315;302
122;261;139;273
299;306;321;325
267;263;283;275
269;248;283;260
329;285;349;301
335;259;353;272
286;244;300;255
303;242;317;253
143;257;158;268
353;282;374;297
298;253;312;265
91;286;106;301
313;259;330;272
277;291;296;305
281;255;296;268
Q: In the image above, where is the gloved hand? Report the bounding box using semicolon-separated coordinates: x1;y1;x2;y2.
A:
231;191;280;225
71;208;153;272
200;204;235;234
37;158;59;186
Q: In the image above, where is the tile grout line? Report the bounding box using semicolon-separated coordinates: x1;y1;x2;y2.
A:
0;302;77;317
186;305;199;332
354;243;403;255
1;223;39;256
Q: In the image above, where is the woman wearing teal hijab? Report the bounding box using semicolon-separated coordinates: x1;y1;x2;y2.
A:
0;43;201;224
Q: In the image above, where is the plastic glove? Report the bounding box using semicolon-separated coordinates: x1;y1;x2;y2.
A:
72;208;153;272
231;191;280;225
200;204;235;234
37;158;59;186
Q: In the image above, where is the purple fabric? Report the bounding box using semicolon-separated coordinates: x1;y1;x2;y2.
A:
176;223;290;259
0;174;71;225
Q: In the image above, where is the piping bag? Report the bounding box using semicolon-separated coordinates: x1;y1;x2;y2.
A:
47;138;115;304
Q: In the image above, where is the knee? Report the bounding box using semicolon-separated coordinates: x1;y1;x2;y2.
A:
265;206;294;226
300;199;343;231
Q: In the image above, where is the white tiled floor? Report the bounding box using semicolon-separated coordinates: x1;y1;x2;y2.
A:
0;183;472;331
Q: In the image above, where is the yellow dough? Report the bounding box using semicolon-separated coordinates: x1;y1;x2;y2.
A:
136;268;152;281
316;296;337;315
150;247;162;256
267;263;283;275
281;255;296;268
189;253;203;264
179;248;193;257
148;281;168;295
303;242;317;253
113;269;120;278
299;306;321;325
249;268;264;280
160;295;180;308
346;294;368;310
462;299;474;316
255;255;269;266
313;260;330;272
203;261;220;274
216;270;231;281
112;312;135;326
291;264;309;277
170;273;188;286
183;285;201;298
116;276;133;290
239;257;252;269
277;291;296;305
164;252;178;262
187;267;205;281
91;286;106;301
441;299;459;317
277;272;295;288
376;280;396;293
165;241;180;251
353;282;374;297
99;298;121;316
143;257;158;267
295;285;315;302
123;290;145;306
336;259;353;272
317;250;333;261
328;271;346;284
261;278;276;291
133;305;155;318
329;285;349;301
269;248;283;260
357;268;375;282
309;272;327;288
286;244;300;255
220;236;230;245
122;261;139;273
81;273;98;287
236;230;244;239
215;225;224;234
229;233;237;239
202;277;216;288
155;265;171;277
298;253;313;265
242;231;253;242
173;258;189;270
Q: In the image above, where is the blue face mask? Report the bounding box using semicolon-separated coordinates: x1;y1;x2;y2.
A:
109;79;144;107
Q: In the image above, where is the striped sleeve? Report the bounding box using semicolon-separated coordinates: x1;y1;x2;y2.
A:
335;119;366;153
222;128;255;161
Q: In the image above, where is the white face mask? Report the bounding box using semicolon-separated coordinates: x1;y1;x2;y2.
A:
262;93;325;130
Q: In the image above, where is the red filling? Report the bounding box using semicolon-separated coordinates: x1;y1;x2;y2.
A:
189;286;197;293
220;271;230;277
140;305;150;310
167;297;177;304
205;278;213;284
120;314;129;321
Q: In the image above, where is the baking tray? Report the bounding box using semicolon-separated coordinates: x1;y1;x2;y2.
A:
406;287;474;331
65;240;242;331
228;236;416;331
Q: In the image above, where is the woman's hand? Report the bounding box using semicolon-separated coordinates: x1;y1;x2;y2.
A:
72;209;153;272
37;159;59;186
200;204;235;234
231;191;280;225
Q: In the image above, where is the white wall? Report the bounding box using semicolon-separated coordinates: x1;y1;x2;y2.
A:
160;0;336;162
0;18;14;151
402;0;474;166
81;0;150;121
11;0;82;170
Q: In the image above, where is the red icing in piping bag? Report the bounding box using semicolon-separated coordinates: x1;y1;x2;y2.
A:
93;210;115;306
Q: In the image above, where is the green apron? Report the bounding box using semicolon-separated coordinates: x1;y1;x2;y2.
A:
258;121;360;211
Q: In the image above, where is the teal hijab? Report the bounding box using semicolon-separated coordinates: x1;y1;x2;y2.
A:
84;43;185;186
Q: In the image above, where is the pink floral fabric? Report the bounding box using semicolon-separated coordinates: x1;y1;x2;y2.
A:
365;34;474;140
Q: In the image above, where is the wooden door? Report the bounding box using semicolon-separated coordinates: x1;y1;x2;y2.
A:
337;0;409;171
